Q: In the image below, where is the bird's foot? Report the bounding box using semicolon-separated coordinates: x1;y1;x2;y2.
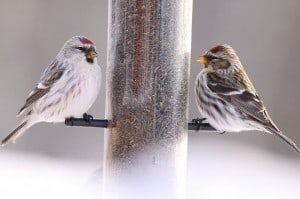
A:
191;118;207;131
83;113;93;124
219;131;226;134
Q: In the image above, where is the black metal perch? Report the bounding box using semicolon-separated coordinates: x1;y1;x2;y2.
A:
65;118;109;128
65;118;216;131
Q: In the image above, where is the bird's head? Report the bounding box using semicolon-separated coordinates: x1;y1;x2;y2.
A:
197;44;241;73
60;36;98;64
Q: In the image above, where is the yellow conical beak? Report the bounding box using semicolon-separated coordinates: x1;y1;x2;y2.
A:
197;56;208;65
86;50;97;59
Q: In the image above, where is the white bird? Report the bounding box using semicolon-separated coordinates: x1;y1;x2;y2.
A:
2;36;102;146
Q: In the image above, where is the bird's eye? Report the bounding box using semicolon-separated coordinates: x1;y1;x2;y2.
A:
75;47;86;52
207;55;218;61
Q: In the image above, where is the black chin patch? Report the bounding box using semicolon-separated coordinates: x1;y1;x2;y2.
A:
86;58;94;64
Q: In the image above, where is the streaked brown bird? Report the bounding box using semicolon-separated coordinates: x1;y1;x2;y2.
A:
195;44;299;154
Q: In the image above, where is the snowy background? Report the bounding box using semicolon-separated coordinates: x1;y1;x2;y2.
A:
0;0;300;198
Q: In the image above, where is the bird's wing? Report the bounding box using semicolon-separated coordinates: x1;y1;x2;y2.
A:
206;74;277;129
17;60;65;116
207;74;300;153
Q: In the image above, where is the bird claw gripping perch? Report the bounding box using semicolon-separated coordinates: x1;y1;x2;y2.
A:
191;118;207;131
83;113;94;124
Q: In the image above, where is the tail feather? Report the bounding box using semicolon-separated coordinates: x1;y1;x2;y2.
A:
266;126;300;154
2;121;28;146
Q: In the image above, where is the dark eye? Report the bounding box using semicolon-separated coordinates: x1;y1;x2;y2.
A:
75;47;86;52
207;55;218;61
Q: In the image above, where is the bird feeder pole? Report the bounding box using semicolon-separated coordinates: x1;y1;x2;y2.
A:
104;0;193;198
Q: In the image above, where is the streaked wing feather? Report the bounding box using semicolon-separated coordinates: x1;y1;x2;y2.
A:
18;87;50;115
230;92;270;124
207;82;242;95
207;81;274;127
17;60;65;115
39;61;65;87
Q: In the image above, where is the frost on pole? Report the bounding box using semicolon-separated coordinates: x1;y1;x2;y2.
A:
104;0;193;198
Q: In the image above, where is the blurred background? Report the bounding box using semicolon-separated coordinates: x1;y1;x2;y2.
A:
0;0;300;198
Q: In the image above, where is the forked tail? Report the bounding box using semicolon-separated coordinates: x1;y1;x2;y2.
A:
266;126;300;154
2;121;29;146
